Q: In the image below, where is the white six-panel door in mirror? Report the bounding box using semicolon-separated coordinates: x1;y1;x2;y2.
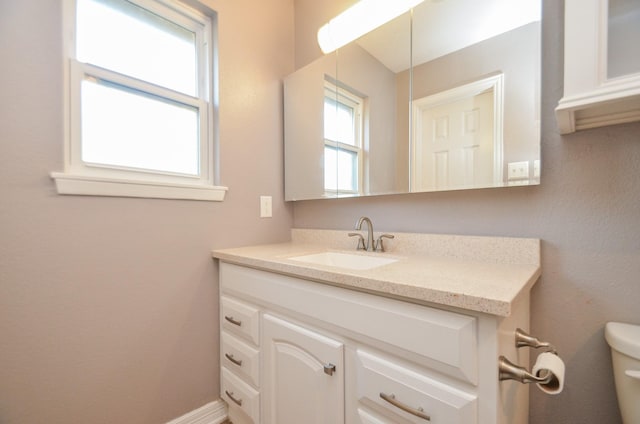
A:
411;74;504;192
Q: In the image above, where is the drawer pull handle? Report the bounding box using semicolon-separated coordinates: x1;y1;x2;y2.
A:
225;353;243;367
224;315;242;326
323;363;336;376
225;390;243;406
380;392;430;421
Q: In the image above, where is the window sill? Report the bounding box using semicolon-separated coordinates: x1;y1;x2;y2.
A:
50;172;227;201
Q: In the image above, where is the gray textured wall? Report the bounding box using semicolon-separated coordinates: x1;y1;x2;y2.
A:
292;0;640;423
0;0;294;422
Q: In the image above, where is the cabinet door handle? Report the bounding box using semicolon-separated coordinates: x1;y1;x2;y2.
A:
225;353;243;367
380;392;430;421
224;315;242;326
323;363;336;376
225;390;243;406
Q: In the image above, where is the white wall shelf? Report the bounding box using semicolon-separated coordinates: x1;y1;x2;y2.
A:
556;0;640;134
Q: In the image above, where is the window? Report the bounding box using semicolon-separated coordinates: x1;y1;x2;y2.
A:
52;0;226;201
323;82;363;196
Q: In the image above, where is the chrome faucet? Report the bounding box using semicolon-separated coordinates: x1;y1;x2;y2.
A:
349;216;396;252
349;216;394;252
355;216;375;251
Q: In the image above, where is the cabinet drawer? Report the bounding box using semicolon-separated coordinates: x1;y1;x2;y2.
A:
221;295;260;346
354;407;394;424
352;349;477;424
222;367;260;424
222;331;260;388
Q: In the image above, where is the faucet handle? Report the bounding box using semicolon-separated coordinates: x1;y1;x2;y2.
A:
348;233;366;250
374;234;395;252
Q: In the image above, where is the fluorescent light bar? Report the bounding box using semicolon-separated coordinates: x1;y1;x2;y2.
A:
317;0;425;54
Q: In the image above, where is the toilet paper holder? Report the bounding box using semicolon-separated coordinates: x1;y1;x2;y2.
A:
514;328;557;354
499;328;557;384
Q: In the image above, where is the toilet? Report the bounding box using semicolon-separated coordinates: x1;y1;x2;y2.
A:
605;322;640;424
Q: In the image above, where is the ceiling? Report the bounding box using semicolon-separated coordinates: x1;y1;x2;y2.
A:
356;0;541;73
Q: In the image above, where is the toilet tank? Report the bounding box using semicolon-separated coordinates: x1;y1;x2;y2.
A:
605;322;640;424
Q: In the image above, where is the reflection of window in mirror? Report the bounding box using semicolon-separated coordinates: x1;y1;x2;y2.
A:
323;82;363;195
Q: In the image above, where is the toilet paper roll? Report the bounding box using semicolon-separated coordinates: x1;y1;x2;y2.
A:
532;352;565;395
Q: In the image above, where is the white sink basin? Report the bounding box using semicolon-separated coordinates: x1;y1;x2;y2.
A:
288;251;398;270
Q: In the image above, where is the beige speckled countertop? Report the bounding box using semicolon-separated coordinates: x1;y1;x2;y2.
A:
212;229;541;317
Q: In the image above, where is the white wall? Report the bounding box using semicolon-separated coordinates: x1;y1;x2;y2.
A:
292;1;640;423
0;0;294;422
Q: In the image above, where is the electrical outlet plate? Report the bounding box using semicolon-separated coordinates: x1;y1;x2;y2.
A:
507;161;529;180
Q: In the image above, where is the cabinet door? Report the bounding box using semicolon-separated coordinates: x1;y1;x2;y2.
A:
263;314;344;424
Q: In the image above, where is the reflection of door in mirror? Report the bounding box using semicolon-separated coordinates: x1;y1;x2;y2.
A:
413;91;493;191
412;74;504;192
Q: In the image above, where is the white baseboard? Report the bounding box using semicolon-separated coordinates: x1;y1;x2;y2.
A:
166;399;228;424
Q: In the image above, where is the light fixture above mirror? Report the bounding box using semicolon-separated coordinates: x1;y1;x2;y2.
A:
317;0;425;54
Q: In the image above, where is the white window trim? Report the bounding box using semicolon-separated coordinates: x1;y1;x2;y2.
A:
52;0;227;201
323;82;364;196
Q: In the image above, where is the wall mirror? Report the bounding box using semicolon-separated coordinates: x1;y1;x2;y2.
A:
284;0;541;201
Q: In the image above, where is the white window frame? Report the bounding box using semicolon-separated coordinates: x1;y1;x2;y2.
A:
52;0;227;201
323;82;364;196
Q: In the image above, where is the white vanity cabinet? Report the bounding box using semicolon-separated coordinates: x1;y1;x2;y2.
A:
556;0;640;133
218;262;531;424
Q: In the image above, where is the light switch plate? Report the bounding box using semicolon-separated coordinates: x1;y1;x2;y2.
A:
260;196;272;218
